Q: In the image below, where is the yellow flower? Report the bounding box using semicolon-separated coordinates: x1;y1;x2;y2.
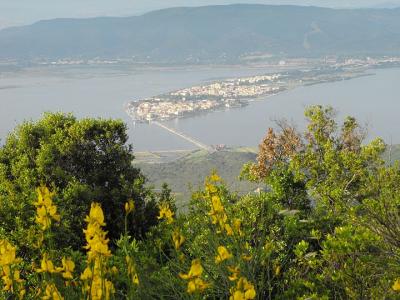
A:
215;246;233;264
179;259;203;280
81;203;115;300
2;273;13;291
132;273;139;285
85;203;106;226
36;253;57;273
231;290;246;300
225;224;233;236
19;288;26;299
172;229;185;250
0;240;24;295
36;206;51;230
233;218;243;236
34;186;60;230
244;287;256;299
13;270;22;282
229;277;256;300
42;283;64;300
56;257;75;279
35;186;54;205
80;267;93;281
180;259;209;294
228;266;240;281
124;200;135;214
81;263;115;300
104;280;115;300
210;172;222;182
207;193;231;233
393;278;400;291
205;183;218;194
274;265;281;276
2;270;24;295
0;239;20;266
126;256;140;285
158;202;174;224
187;277;210;294
83;203;111;260
211;196;224;214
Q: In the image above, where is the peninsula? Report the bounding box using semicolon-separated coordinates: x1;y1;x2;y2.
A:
125;57;400;122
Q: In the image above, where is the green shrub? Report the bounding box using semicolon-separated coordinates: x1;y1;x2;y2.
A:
0;113;158;257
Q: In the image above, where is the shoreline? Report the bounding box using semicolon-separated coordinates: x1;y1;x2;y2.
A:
127;67;376;124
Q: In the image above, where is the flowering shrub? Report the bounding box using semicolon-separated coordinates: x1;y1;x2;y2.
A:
1;106;400;299
1;170;400;299
0;175;260;299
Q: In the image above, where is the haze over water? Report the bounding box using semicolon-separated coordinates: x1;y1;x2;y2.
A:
0;66;399;150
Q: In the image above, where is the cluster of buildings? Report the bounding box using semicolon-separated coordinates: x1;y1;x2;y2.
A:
126;73;285;121
129;99;222;121
32;57;138;66
335;56;400;68
231;74;281;84
170;74;282;99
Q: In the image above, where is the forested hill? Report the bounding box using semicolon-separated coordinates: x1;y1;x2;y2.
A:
1;4;400;63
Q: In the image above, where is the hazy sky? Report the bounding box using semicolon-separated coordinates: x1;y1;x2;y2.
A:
1;0;400;29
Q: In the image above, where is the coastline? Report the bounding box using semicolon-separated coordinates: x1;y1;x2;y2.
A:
126;66;378;124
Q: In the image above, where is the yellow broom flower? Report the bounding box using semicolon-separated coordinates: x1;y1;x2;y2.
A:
228;266;240;281
215;246;233;264
393;278;400;291
42;283;64;300
229;277;256;300
56;257;75;279
124;199;135;214
34;186;60;230
172;228;185;250
179;259;204;280
158;202;174;224
179;259;209;294
36;253;57;274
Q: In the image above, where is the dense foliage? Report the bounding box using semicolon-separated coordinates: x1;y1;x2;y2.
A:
0;113;158;256
1;106;400;299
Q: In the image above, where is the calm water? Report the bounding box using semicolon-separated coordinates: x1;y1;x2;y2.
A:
0;66;399;150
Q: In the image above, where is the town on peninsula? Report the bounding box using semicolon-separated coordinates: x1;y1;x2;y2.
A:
125;57;400;122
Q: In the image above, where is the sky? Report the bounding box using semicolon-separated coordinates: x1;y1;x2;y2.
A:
1;0;400;29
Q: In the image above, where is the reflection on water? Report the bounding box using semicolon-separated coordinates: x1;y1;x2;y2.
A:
1;66;399;150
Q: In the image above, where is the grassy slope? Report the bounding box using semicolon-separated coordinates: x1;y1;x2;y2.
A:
135;148;260;206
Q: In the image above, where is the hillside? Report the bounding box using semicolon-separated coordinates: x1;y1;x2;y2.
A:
135;148;260;206
1;4;400;63
136;144;400;207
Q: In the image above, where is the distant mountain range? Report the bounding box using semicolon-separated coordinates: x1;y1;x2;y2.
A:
1;4;400;63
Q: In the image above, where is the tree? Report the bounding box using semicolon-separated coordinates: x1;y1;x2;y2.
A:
0;112;158;257
239;105;398;298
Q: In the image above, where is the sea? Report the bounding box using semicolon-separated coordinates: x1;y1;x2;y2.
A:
0;65;399;151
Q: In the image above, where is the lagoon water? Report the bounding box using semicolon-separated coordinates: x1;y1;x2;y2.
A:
0;65;399;150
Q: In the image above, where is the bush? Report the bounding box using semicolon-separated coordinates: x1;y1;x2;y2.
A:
0;113;158;257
